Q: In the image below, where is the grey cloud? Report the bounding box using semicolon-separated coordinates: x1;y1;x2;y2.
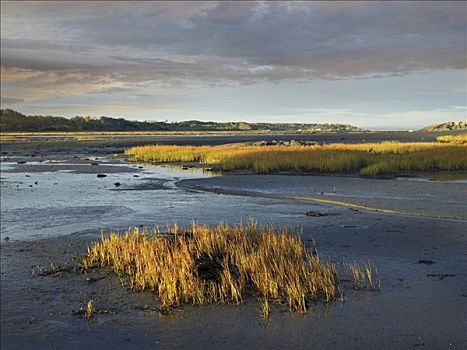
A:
1;1;465;101
1;96;24;104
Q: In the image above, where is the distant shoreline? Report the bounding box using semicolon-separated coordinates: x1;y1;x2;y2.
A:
0;109;362;133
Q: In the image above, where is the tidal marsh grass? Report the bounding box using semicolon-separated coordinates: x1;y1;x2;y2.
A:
436;134;467;144
86;299;94;320
124;142;467;175
349;263;380;291
82;222;340;315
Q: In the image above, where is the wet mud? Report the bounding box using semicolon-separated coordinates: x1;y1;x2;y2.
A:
1;137;466;349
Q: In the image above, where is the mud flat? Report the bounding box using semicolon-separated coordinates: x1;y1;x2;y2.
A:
0;130;443;157
178;174;467;221
1;139;467;349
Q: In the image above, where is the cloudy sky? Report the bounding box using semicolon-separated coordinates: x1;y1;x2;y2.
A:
1;1;466;129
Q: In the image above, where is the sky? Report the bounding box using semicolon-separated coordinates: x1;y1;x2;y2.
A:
1;1;466;129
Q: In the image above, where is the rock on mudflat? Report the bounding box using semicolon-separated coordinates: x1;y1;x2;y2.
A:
96;174;107;178
417;260;435;265
305;211;328;217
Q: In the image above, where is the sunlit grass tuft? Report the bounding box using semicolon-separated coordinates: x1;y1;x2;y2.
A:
349;263;380;291
124;142;467;175
436;134;467;144
86;299;94;320
82;221;340;315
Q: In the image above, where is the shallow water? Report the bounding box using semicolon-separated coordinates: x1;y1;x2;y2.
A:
0;159;312;241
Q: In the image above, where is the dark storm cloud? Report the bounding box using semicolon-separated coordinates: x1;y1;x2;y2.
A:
1;1;466;100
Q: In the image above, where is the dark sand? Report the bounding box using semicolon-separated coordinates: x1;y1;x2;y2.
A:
1;135;466;349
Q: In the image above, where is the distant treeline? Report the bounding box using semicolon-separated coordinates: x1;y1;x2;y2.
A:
0;109;361;133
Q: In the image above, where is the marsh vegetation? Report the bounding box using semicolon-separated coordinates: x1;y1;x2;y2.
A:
436;133;467;144
349;263;381;291
124;141;467;175
82;221;347;316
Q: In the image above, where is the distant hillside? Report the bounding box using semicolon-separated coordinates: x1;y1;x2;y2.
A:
421;121;467;132
0;109;362;133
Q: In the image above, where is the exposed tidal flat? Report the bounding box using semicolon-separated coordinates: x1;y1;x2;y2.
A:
1;134;466;349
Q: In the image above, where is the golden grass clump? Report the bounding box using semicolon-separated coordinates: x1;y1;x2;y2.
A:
436;134;467;144
82;221;339;315
124;141;467;175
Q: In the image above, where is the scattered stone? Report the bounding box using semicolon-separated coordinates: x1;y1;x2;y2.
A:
27;318;39;325
182;166;189;170
86;276;106;283
91;162;99;166
34;263;77;277
427;273;456;280
16;160;26;164
4;236;10;241
417;260;435;265
252;141;268;146
34;181;38;185
96;174;107;178
15;248;32;252
305;211;328;217
133;175;139;177
114;182;121;187
289;140;301;146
